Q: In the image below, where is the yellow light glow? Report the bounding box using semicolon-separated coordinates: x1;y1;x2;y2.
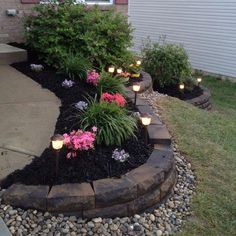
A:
197;77;202;83
108;66;115;73
52;140;64;150
117;68;123;74
132;84;141;92
141;116;152;126
179;84;185;90
51;134;64;150
136;60;142;66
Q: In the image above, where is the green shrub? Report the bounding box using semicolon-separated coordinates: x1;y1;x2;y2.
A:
25;1;133;69
142;41;192;88
98;71;127;96
78;98;137;146
59;53;92;80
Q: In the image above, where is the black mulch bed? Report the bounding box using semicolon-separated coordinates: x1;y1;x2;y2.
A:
0;55;152;189
154;84;203;100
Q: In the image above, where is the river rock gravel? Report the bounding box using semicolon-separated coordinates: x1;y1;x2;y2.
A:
0;92;196;236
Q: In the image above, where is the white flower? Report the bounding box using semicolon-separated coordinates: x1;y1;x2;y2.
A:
30;64;44;72
132;111;141;118
75;101;88;110
62;79;74;88
112;149;130;163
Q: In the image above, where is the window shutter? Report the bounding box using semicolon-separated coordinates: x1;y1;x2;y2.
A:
115;0;128;5
21;0;40;3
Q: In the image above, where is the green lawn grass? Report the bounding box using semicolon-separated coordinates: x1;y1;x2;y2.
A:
156;75;236;236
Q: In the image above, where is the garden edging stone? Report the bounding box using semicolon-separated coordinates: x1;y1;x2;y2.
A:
147;149;174;175
2;71;177;218
93;177;137;208
147;125;172;145
125;71;153;98
3;184;49;211
47;183;95;213
185;86;212;110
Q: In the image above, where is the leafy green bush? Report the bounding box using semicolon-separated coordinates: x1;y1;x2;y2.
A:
59;53;92;80
78;98;137;146
142;41;192;88
98;71;127;96
25;1;133;69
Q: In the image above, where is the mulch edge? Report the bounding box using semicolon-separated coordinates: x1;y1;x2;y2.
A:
3;71;177;218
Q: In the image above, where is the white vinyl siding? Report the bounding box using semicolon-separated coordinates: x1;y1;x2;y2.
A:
128;0;236;78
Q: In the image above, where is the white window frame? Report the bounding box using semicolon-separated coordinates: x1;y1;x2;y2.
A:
78;0;113;5
40;0;113;5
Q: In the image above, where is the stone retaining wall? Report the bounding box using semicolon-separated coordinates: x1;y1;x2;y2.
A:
3;72;177;218
185;86;212;110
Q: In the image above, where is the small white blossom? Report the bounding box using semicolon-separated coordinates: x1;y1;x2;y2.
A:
132;111;141;118
75;101;88;110
112;149;130;163
62;79;74;88
30;64;44;72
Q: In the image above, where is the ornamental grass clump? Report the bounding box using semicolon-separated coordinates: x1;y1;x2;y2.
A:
98;71;127;96
78;99;137;146
59;53;92;80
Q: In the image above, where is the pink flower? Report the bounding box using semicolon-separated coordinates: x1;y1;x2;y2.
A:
100;92;114;103
63;128;96;159
114;93;126;107
87;70;100;86
63;134;71;146
92;126;97;132
120;71;131;78
100;92;126;107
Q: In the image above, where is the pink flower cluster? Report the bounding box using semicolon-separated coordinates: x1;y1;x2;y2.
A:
63;127;97;159
87;70;100;86
100;92;126;107
120;71;131;78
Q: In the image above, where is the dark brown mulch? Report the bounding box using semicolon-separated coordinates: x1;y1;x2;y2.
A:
154;83;203;100
0;50;152;189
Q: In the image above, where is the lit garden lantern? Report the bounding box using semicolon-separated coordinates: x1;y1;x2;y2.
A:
51;134;64;178
179;83;185;99
197;77;202;86
140;113;152;145
136;60;142;66
132;83;141;107
117;68;123;74
108;66;115;74
179;83;185;90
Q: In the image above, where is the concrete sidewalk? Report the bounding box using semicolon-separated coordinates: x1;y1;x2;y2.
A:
0;65;60;181
0;217;12;236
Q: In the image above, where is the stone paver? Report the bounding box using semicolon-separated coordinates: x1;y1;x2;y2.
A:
0;148;33;181
0;65;60;181
0;217;12;236
0;44;27;65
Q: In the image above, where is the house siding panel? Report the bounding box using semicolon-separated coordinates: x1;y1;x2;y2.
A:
129;0;236;78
